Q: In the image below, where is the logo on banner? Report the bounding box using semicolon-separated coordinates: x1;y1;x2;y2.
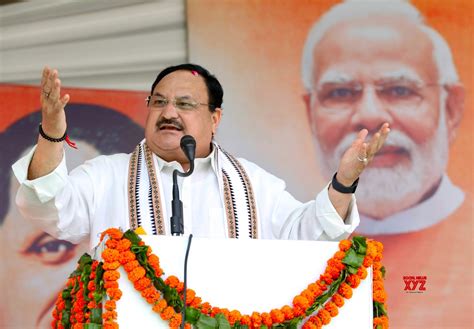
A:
403;275;427;293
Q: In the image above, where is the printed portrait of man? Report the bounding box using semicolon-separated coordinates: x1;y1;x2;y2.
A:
301;0;465;235
0;104;144;328
300;1;472;327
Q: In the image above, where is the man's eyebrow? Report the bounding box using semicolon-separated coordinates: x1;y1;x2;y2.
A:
175;95;193;99
151;93;195;99
377;70;424;85
315;69;426;87
316;71;355;86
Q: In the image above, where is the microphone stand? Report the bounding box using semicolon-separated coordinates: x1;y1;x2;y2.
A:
170;135;196;236
170;161;194;236
169;135;196;328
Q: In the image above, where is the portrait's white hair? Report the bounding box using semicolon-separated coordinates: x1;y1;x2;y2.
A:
301;0;460;90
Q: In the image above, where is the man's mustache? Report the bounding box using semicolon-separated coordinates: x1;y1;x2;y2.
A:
156;118;184;130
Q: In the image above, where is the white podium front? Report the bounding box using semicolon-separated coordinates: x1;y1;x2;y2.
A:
116;236;373;328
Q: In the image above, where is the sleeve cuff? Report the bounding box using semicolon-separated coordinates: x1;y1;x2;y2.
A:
12;145;68;203
315;183;360;239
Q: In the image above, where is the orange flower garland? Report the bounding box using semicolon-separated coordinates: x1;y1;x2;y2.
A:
300;238;388;329
52;230;388;329
51;254;104;329
100;229;184;328
100;229;123;329
142;235;388;329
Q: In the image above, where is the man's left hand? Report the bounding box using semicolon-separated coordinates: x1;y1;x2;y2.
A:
336;123;391;186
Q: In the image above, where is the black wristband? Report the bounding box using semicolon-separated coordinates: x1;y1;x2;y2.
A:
331;172;359;194
39;124;67;142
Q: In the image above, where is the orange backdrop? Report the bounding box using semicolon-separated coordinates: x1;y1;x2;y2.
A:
188;0;473;328
0;85;148;131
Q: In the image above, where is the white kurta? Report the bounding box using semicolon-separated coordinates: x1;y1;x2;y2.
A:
12;145;359;249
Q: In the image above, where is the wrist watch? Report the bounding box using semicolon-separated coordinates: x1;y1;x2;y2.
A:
331;172;359;194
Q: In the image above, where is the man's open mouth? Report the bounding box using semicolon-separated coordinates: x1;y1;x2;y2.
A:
158;124;183;131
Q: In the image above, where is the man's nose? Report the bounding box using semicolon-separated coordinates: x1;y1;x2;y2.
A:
350;86;392;134
160;101;179;118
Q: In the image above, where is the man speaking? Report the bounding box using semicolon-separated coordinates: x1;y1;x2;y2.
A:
13;63;388;249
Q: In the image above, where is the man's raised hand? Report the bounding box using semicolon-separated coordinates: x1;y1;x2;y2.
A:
40;66;70;138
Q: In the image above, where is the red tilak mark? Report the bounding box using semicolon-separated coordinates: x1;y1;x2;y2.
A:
191;70;198;76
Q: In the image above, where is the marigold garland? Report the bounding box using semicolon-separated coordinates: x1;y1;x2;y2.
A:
52;230;388;329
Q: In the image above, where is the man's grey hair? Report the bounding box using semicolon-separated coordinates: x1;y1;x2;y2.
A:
301;0;460;91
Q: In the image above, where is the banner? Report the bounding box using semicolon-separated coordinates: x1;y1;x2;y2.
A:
188;0;473;328
0;84;147;328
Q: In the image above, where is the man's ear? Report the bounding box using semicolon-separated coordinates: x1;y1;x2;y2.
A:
211;108;223;134
302;93;317;136
444;84;465;144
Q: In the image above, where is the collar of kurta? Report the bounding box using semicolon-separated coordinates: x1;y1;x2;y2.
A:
154;142;219;174
127;140;259;239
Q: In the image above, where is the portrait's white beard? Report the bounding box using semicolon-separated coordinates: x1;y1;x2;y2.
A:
314;110;449;219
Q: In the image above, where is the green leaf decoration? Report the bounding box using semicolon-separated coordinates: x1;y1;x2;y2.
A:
125;231;183;312
124;229;142;244
90;308;103;324
61;310;71;327
81;264;91;281
62;289;71;299
351;236;367;255
78;253;93;267
185;307;201;324
130;245;149;255
196;313;218;329
342;249;364;272
288;317;302;329
373;301;387;317
165;286;184;311
93;291;102;303
348;265;359;274
306;270;347;315
84;323;103;329
215;313;232;329
381;266;386;279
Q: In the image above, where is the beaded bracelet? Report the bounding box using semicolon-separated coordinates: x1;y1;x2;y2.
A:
38;124;77;149
39;123;67;142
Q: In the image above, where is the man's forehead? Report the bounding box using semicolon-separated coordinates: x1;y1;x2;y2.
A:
320;15;429;44
152;70;207;97
312;18;436;85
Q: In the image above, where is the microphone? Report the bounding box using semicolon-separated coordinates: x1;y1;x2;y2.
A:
180;135;196;166
170;135;196;236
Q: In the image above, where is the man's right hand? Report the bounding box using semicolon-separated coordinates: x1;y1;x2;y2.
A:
40;66;70;137
27;67;71;180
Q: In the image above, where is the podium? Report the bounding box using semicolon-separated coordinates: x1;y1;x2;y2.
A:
52;230;386;328
115;236;373;328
